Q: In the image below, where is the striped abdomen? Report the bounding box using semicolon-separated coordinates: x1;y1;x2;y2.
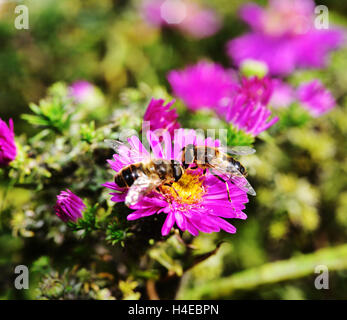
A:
114;160;183;188
182;145;247;176
115;163;142;188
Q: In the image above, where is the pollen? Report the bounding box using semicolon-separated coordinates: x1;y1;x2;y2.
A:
161;170;206;205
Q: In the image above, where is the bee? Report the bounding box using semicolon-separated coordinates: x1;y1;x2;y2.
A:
104;139;183;207
181;144;256;199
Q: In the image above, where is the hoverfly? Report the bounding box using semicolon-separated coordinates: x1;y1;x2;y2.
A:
181;144;256;199
104;139;183;207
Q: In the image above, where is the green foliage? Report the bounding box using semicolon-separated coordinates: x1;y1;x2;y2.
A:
67;204;98;237
106;221;132;246
179;244;347;299
240;59;269;79
275;103;311;130
80;121;97;144
22;83;73;134
227;125;255;146
36;266;116;300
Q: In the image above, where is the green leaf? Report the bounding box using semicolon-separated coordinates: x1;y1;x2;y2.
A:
106;221;132;246
228;126;255;146
22;83;72;134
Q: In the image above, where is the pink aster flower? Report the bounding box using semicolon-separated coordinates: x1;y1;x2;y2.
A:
69;81;94;104
237;76;273;106
143;98;180;138
225;100;279;137
54;189;86;223
227;0;345;75
225;76;279;136
167;61;236;113
0;118;17;167
168;62;279;135
141;0;221;39
297;80;336;117
103;130;248;236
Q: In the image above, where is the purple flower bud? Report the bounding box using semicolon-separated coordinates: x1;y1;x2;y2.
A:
54;189;86;223
0;118;17;168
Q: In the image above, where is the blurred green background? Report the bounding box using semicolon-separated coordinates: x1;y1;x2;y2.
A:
0;0;347;300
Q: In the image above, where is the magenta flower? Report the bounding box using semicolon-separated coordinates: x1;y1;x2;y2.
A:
54;189;86;223
168;62;278;135
103;130;248;236
0;118;17;167
69;81;94;103
237;76;273;106
226;100;279;137
227;0;345;75
167;61;236;113
143;98;180;138
225;77;279;136
141;0;221;39
297;80;336;117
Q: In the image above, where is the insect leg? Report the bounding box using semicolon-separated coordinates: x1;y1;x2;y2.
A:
210;169;232;203
159;184;180;197
225;181;231;203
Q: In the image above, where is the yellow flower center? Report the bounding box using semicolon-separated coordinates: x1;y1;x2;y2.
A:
160;171;206;205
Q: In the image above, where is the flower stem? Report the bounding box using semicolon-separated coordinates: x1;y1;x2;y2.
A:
0;179;15;230
177;244;347;299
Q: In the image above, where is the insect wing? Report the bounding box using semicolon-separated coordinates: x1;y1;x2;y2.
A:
209;157;256;196
104;139;123;152
125;174;162;207
104;139;149;163
224;146;256;156
229;173;256;196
